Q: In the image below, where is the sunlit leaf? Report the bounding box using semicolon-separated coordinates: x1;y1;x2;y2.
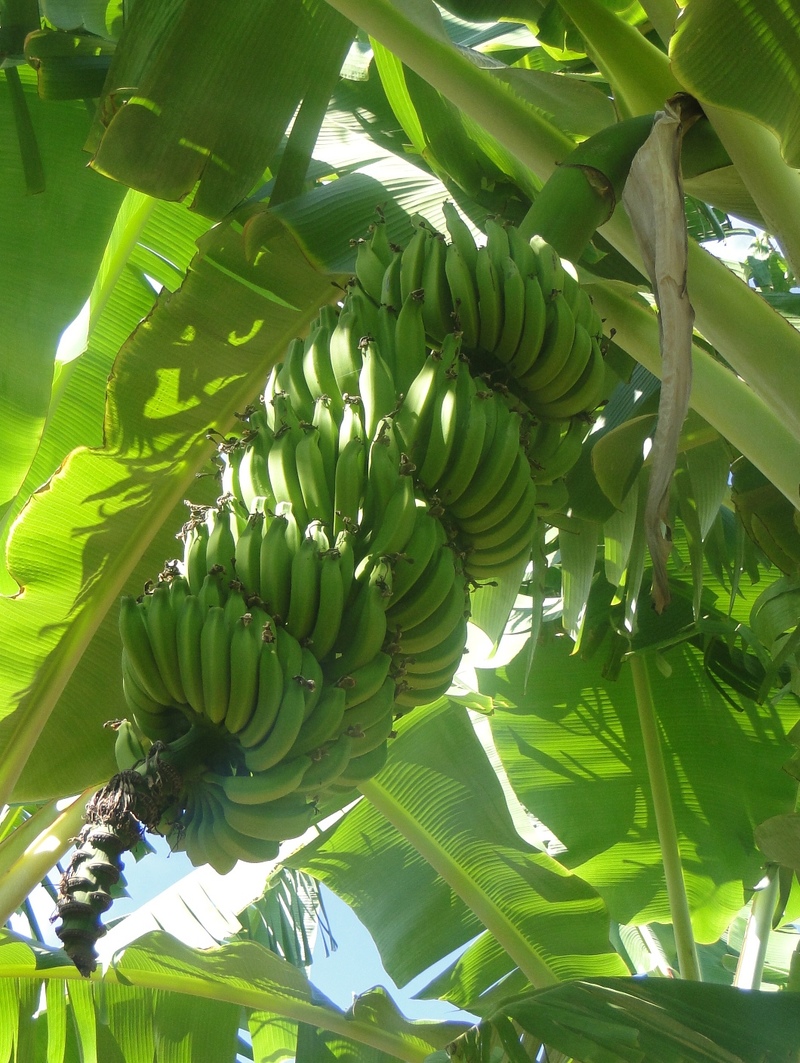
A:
484;636;797;938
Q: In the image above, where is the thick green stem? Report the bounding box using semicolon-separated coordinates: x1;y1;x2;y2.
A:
734;865;779;990
519;115;655;259
628;654;700;981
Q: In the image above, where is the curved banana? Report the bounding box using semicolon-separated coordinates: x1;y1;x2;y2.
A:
243;670;307;773
398;575;468;656
236;635;284;747
216;756;311;806
526;320;593;407
285;531;321;642
234;512;264;597
288;683;347;757
420;233;453;342
224;612;262;734
296;733;354;795
119;596;172;706
400;225;429;304
308;547;346;660
175;594;206;715
359;337;396;443
333;436;366;535
200;606;231;725
518;292;576;393
445;242;479;349
393;290;427;395
295;428;333;526
259;514;292;621
143;582;186;705
339;651;392;708
476;245;502;354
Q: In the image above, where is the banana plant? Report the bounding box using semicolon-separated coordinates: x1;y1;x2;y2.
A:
0;1;799;1060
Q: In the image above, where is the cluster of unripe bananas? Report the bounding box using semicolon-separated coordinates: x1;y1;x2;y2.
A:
114;210;607;875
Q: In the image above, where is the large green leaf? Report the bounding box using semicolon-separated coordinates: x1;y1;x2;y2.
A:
0;67;123;516
90;0;355;218
477;978;800;1063
485;638;797;938
2;207;343;802
0;930;466;1063
0;191;211;595
290;701;628;990
672;0;800;168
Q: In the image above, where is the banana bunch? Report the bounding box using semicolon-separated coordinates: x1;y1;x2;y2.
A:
354;212;607;424
111;211;610;876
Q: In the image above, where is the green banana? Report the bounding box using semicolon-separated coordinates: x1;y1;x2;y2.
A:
285;531;321;642
380;250;403;311
296;733;354;794
298;642;324;721
217;756;311;806
118;596;172;705
445;242;479;349
369;218;394;268
287;683;347;757
400;224;429;304
506;272;548;378
200;605;231;725
518;292;576;393
209;807;281;864
182;518;209;595
221;790;316;843
294;428;333;526
308;546;346;660
530;234;565;300
530;334;607;419
234;511;264;596
527;320;592;406
333;436;366;535
339;651;392;708
237;635;284;748
205;503;240;577
398;576;468;656
393;290;428;395
437;367;488;507
277;337;315;422
359;337;396;442
348;701;395;758
259;514;292;621
143;582;186;705
354;238;386;303
449;403;524;520
476;245;503;353
113;719;147;771
442;201;478;272
176;594;206;714
329;308;364;399
364;473;418;558
420;232;453;341
311;396;338;503
458;448;534;535
335;741;389;786
224;612;262;734
362;419;401;538
417;341;461;489
493;256;526;364
400;614;467;675
388;542;458;632
464;477;537;554
267;424;309;530
329;574;389;679
340;674;396;733
389;507;446;605
243;670;307;773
